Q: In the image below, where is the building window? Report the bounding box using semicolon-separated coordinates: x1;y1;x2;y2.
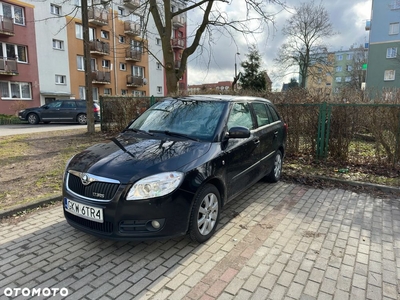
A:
121;89;127;95
52;39;64;50
387;47;398;58
132;66;144;77
77;56;84;71
120;63;126;71
335;77;342;83
156;38;161;45
79;86;85;99
101;30;109;39
50;4;61;15
336;66;342;72
347;65;353;71
55;75;66;84
0;81;31;99
384;70;396;81
389;22;400;35
92;87;98;101
336;54;343;61
156;62;162;70
0;43;28;62
119;35;125;43
345;76;351;82
104;88;111;95
75;24;83;39
102;59;110;68
1;3;25;25
118;7;124;16
391;0;400;9
346;54;353;60
157;86;162;94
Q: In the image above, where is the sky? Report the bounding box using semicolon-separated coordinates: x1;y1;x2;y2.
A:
186;0;372;91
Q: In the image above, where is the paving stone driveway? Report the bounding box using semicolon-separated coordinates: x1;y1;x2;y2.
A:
0;182;399;300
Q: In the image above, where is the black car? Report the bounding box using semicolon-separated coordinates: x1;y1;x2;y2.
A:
62;95;287;243
18;99;100;125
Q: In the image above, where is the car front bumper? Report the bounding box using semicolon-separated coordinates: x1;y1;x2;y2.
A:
63;187;194;240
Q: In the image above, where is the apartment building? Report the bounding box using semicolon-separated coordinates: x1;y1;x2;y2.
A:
366;0;400;92
0;0;40;115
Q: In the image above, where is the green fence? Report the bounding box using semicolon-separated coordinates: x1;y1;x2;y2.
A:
276;103;400;169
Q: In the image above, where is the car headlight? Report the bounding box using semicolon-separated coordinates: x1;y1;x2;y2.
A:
126;172;184;200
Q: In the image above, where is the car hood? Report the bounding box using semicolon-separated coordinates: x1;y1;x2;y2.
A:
67;135;212;184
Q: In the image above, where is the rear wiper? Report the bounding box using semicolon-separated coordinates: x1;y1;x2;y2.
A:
149;130;199;141
124;128;153;136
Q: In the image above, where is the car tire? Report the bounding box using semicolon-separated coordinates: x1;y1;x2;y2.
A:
265;150;283;183
77;113;87;125
27;113;39;125
189;184;220;243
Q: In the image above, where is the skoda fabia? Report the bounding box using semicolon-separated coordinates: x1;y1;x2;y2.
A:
63;95;287;243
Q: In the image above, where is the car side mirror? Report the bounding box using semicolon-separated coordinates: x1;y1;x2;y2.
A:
42;105;49;109
227;126;250;139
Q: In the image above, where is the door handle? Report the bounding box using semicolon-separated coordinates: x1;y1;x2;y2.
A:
253;139;260;145
274;131;278;137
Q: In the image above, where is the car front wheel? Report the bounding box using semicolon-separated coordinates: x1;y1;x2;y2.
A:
189;184;220;243
265;150;283;183
27;113;39;125
77;114;87;125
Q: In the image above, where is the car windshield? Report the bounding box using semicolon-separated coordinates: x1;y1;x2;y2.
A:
128;99;226;141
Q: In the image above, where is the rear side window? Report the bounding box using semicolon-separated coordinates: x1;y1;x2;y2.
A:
252;103;272;127
76;101;86;108
267;105;280;122
62;101;77;108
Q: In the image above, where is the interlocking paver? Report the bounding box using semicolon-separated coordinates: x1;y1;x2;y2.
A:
1;182;400;299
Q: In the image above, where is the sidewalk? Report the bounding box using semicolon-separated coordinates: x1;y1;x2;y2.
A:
1;181;399;299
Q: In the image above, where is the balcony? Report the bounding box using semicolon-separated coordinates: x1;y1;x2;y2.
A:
91;71;111;84
0;16;14;36
0;58;18;75
88;7;108;26
90;40;110;55
122;0;140;9
172;15;185;28
171;38;185;49
126;75;143;87
365;20;370;31
124;20;141;36
125;49;142;62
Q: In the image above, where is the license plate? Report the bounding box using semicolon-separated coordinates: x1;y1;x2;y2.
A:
64;198;103;223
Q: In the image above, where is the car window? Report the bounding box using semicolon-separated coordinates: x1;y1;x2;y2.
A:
227;102;253;130
129;99;226;141
252;103;272;127
47;101;62;108
62;101;77;108
267;105;280;122
76;101;86;108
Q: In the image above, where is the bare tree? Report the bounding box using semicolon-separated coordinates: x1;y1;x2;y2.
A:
274;1;335;88
144;0;285;94
345;45;368;90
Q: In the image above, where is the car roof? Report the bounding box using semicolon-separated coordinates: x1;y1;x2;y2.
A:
166;95;273;104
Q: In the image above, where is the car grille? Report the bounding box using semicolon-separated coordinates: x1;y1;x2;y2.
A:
65;211;114;233
67;173;120;201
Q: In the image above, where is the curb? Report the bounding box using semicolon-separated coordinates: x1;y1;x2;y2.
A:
0;195;62;219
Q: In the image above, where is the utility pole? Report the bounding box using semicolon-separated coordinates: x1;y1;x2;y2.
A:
82;0;95;134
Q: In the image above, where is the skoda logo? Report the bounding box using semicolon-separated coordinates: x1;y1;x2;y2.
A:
81;173;91;186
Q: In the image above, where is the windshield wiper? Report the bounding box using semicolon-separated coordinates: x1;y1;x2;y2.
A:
149;130;199;141
110;137;135;158
124;128;153;136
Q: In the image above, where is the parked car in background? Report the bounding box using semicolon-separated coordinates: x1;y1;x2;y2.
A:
18;99;100;125
62;95;287;243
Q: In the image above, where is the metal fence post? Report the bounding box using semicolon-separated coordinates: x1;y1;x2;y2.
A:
316;102;326;159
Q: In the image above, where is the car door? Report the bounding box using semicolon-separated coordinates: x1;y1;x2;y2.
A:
40;101;63;122
223;102;260;199
59;100;78;122
251;102;278;176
